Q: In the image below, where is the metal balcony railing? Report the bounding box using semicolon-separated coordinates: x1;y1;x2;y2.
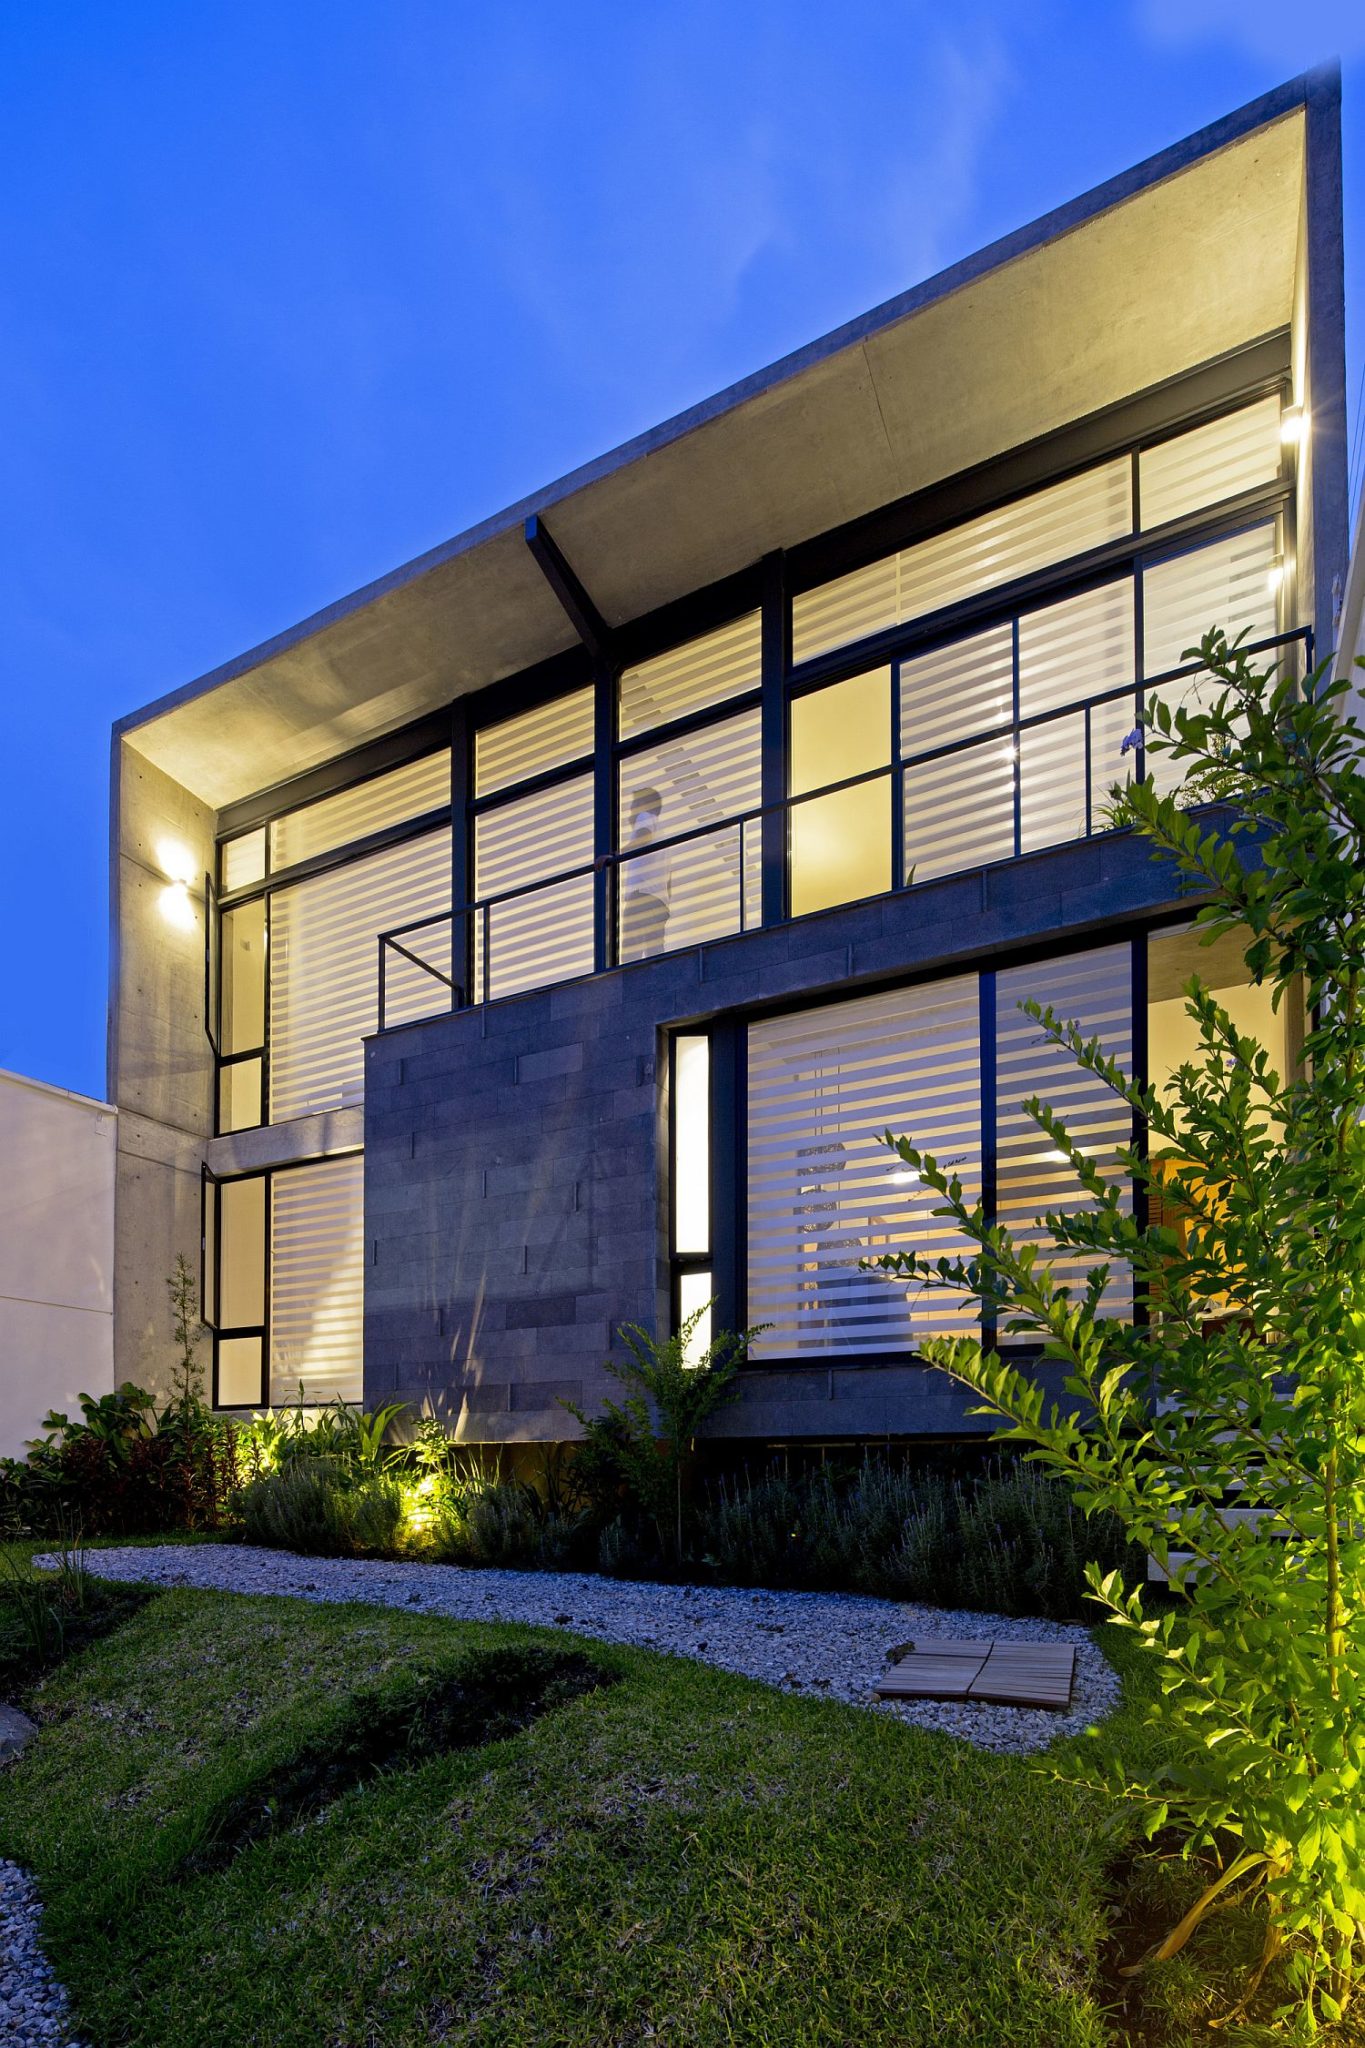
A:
377;628;1312;1031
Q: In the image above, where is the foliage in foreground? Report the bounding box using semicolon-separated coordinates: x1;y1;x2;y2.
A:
871;637;1365;2031
0;1586;1140;2048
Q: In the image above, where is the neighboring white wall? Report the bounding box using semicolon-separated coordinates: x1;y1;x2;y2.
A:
0;1068;116;1460
1337;485;1365;718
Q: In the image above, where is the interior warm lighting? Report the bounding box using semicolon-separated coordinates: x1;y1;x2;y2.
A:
1280;404;1308;446
1267;558;1286;593
673;1036;711;1255
159;880;196;930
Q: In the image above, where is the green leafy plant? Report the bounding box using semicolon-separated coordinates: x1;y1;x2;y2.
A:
564;1305;764;1569
240;1459;406;1557
867;633;1365;2030
167;1252;205;1409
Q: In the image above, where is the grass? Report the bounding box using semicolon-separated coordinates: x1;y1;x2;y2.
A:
0;1576;1309;2046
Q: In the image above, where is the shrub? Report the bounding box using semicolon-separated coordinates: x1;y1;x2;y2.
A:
240;1460;405;1558
564;1305;764;1569
5;1383;248;1537
695;1457;1135;1619
869;635;1365;2026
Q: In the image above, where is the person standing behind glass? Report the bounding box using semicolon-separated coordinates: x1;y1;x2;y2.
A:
620;786;673;960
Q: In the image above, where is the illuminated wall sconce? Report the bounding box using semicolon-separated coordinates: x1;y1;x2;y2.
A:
1280;404;1308;447
155;839;200;929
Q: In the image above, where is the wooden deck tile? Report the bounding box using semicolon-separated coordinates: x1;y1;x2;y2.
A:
874;1638;1076;1710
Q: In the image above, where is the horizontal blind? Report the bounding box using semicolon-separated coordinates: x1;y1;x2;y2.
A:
270;827;452;1121
901;624;1014;882
474;773;594;1000
618;612;761;739
995;945;1133;1335
617;706;762;955
220;828;265;893
269;752;450;870
747;977;982;1357
1017;580;1136;854
474;686;594;798
1138;397;1282;532
1141;524;1279;679
793;458;1131;663
270;1155;364;1406
1141;524;1279;799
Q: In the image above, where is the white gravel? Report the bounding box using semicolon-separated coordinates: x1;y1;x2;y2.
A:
50;1543;1121;1756
0;1863;87;2048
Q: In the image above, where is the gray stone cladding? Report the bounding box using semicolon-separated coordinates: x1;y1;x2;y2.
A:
363;823;1200;1443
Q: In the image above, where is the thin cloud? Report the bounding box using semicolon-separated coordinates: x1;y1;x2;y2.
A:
1135;0;1365;65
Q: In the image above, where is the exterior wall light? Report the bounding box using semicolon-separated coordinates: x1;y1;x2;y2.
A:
159;880;197;930
1281;404;1308;446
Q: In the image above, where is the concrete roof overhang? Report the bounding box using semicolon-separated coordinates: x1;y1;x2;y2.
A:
118;77;1320;810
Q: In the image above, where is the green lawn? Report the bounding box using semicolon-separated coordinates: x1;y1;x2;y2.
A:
0;1579;1288;2046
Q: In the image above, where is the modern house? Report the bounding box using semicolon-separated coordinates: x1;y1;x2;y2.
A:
109;70;1349;1452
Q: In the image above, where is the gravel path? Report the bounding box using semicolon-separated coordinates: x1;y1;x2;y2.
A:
54;1543;1121;1756
0;1863;87;2048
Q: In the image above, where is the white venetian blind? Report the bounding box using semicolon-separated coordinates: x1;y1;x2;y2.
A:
474;773;594;1000
270;827;452;1121
747;977;982;1357
793;458;1132;663
901;623;1015;882
474;687;595;798
1138;397;1283;532
270;1155;365;1405
618;709;762;954
995;944;1133;1335
269;752;450;870
1016;579;1136;855
1140;524;1280;798
618;612;761;739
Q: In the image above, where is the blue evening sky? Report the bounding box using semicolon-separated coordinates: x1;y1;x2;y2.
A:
1;1;1361;1099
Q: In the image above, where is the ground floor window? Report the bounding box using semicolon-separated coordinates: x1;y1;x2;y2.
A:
203;1152;364;1409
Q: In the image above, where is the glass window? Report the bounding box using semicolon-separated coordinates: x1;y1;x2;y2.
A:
673;1037;710;1256
1016;581;1135;854
220;828;266;892
901;625;1015;882
1138;397;1283;533
474;774;594;1001
219;1176;266;1329
270;827;451;1121
1147;923;1294;1144
217;1335;265;1409
221;899;266;1054
475;687;594;798
269;751;450;871
792;458;1131;663
995;945;1133;1338
218;1057;264;1135
678;1272;714;1368
746;976;983;1357
1141;525;1279;798
617;709;761;961
618;612;761;740
789;669;891;917
271;1156;365;1407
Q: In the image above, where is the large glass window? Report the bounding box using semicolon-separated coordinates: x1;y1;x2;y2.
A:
270;827;451;1121
617;709;761;961
204;1157;363;1411
746;974;983;1357
473;774;594;1000
269;751;450;871
618;612;761;740
788;669;892;917
743;941;1133;1359
474;687;594;798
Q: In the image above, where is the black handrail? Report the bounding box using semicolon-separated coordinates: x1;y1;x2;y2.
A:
377;625;1312;1029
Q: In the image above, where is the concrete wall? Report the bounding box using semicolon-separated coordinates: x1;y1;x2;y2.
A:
0;1070;116;1460
109;741;215;1399
364;823;1206;1444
